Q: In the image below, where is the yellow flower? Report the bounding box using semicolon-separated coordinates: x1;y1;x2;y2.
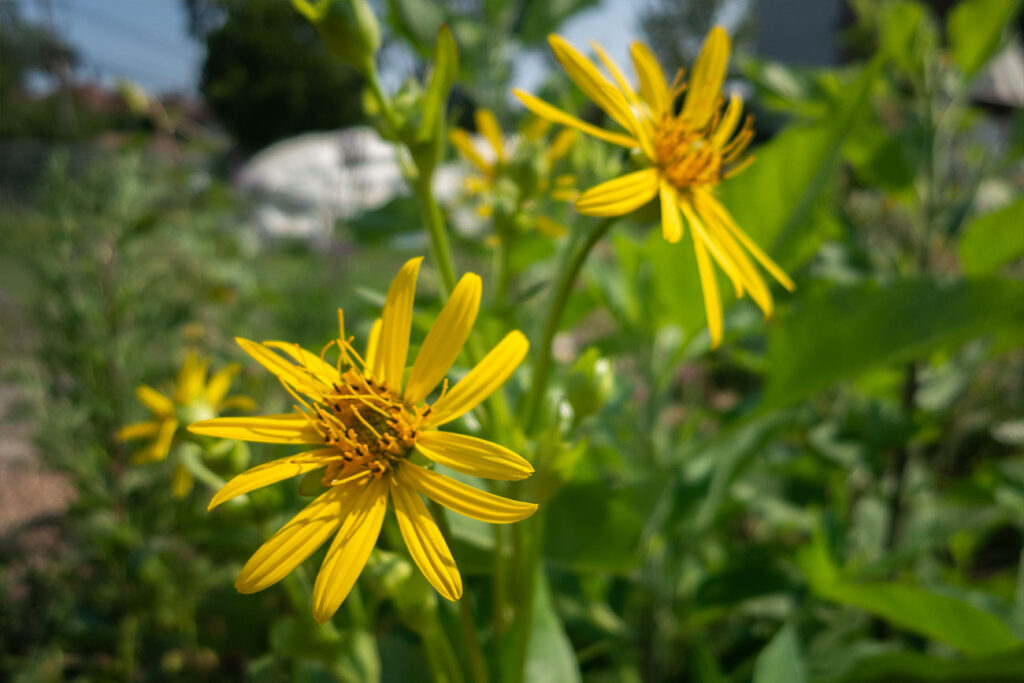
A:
118;352;254;497
189;258;536;624
513;28;795;346
450;108;577;237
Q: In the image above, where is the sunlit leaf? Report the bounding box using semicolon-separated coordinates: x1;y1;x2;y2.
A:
525;569;581;683
958;198;1024;274
947;0;1023;77
799;537;1021;655
753;624;807;683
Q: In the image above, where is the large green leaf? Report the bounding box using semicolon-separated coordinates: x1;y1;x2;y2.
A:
800;538;1021;656
829;648;1024;683
947;0;1023;77
753;624;808;683
762;277;1024;410
525;570;581;683
958;197;1024;274
544;480;661;572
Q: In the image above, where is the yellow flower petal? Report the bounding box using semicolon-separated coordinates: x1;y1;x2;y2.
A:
365;318;383;379
574;168;660;217
546;128;577;163
679;198;749;301
697;190;796;291
594;83;656;158
512;89;639;149
415;431;533;481
590;41;637;101
205;363;240;407
689;196;775;315
235;485;349;594
116;420;161;442
711;94;744;147
311;476;388;623
390;478;462;601
475;108;505;162
689;214;724;348
175;351;208;404
262;341;340;384
136;385;174;417
681;26;730;130
450;128;491;174
548;34;637;135
535;216;568;238
379;257;422;393
659;181;684;243
188;414;324;444
218;395;257;412
235;338;324;396
208;448;335;510
425;331;529;427
171;464;194;499
400;462;537;524
133;418;178;464
405;273;481;405
631;41;671;117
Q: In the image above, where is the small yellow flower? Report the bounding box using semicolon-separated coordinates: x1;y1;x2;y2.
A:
189;258;536;624
118;352;253;497
450;108;577;237
514;28;795;346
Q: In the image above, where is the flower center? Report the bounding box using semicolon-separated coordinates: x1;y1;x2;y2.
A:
315;368;422;484
652;100;754;193
653;117;724;191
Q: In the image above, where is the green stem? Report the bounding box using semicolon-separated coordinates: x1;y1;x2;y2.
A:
492;235;511;311
413;178;458;299
430;500;489;683
365;65;400;137
522;217;617;433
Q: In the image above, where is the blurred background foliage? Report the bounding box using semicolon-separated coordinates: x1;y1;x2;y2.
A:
2;0;1024;681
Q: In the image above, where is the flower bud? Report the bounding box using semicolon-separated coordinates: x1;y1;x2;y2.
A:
292;0;380;75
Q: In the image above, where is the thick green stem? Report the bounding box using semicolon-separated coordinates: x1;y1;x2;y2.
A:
414;179;458;299
430;500;489;683
522;217;617;433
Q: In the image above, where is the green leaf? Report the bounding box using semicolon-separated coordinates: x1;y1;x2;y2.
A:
828;647;1024;682
762;277;1024;410
958;198;1024;274
753;624;807;683
543;480;660;572
878;1;937;75
718;58;880;269
799;538;1022;656
418;24;458;142
525;569;581;683
948;0;1023;78
386;0;445;55
517;0;599;45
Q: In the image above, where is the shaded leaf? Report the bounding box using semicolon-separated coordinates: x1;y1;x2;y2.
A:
762;277;1024;410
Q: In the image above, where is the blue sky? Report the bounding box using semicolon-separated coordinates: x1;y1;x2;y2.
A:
23;0;649;96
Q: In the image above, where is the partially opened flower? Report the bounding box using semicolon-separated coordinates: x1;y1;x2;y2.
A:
450;107;577;238
118;351;253;497
189;258;536;624
514;28;795;346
